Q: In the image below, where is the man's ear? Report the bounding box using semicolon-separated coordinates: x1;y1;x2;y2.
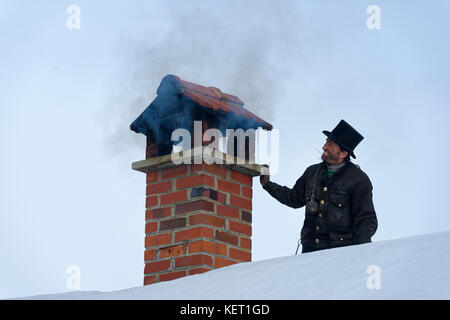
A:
341;150;349;160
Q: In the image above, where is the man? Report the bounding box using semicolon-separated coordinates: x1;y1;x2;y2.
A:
260;120;378;254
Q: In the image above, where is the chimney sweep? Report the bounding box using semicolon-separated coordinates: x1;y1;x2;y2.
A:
260;119;378;254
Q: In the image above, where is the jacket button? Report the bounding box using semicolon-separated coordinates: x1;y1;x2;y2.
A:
323;187;328;192
338;203;342;207
318;213;323;218
340;237;344;241
316;226;320;231
320;200;325;205
315;239;320;244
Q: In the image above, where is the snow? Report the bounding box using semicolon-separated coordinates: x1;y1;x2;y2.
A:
16;230;450;300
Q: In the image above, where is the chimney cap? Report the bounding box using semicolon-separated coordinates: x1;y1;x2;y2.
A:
130;75;273;136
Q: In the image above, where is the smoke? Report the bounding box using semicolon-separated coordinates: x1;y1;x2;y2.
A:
101;0;305;156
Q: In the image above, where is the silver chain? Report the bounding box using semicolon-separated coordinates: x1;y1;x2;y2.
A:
295;237;302;255
295;165;320;255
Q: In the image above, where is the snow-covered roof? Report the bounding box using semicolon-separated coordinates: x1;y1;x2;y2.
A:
17;230;450;300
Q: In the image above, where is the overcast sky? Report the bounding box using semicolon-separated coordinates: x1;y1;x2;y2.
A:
1;0;450;299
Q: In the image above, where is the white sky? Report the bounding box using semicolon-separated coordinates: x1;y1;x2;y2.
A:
1;0;450;299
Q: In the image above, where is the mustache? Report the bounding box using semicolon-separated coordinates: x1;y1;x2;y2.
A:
321;150;339;160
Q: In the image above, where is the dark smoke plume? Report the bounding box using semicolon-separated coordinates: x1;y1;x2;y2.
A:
101;0;304;156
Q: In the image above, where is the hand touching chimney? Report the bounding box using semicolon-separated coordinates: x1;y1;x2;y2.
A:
260;165;270;186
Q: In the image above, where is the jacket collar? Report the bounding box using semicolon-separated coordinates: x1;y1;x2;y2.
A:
320;160;353;186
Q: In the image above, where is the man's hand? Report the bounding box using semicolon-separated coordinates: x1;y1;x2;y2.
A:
260;164;270;186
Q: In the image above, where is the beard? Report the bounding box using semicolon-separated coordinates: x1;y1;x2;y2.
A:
321;150;341;164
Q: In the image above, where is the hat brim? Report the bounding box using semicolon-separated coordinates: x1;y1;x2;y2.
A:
322;130;356;159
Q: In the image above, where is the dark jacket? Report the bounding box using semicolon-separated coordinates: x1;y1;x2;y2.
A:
263;161;377;253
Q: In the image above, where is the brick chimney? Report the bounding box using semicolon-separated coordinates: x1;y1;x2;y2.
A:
130;75;272;285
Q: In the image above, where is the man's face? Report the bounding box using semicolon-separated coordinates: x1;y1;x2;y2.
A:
321;138;348;164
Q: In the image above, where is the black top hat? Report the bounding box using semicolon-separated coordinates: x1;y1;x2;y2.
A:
322;120;364;159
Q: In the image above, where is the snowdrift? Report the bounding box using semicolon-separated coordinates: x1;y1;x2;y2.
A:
18;230;450;299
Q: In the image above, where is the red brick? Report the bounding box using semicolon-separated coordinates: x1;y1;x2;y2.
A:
229;220;252;236
218;179;241;195
144;275;157;285
229;248;251;262
159;243;188;258
175;200;214;215
144;249;157;261
188;268;211;275
146;141;158;159
176;174;215;189
216;191;227;204
240;237;252;250
146;207;171;220
174;227;214;242
189;213;225;228
230;171;252;186
175;254;213;268
145;196;158;208
230;194;252;211
159;218;186;231
241;186;252;199
145;233;171;248
215;230;239;246
146;171;159;184
160;190;187;205
146;181;172;195
215;257;238;269
144;259;170;273
189;240;227;256
216;205;239;219
145;222;158;234
161;166;188;179
159;270;186;282
192;164;227;179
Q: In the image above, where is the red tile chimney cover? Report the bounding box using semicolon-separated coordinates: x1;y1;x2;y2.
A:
173;75;273;130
